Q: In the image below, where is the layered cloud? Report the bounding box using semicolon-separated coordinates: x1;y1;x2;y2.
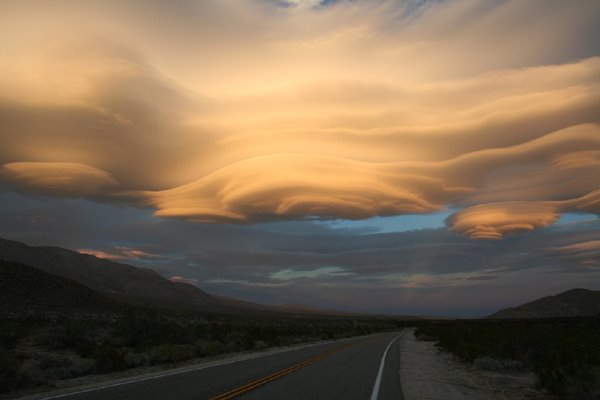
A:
1;0;600;239
2;162;118;197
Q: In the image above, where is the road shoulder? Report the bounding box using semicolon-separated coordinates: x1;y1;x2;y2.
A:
13;334;379;400
398;328;547;400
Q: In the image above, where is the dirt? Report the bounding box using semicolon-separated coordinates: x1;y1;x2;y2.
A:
398;328;549;400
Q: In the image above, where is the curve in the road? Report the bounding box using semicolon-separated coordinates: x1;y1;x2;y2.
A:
369;334;402;400
34;332;403;400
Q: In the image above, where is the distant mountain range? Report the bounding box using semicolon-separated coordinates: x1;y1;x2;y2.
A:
0;237;377;317
489;288;600;319
0;237;218;310
16;236;597;320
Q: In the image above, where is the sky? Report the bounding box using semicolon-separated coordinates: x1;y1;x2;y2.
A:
1;0;600;316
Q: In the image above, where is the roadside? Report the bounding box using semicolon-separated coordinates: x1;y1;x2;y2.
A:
12;332;382;400
398;328;548;400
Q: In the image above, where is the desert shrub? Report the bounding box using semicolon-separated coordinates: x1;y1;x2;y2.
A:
40;320;97;357
194;339;224;357
113;311;195;349
223;332;244;353
70;357;95;378
36;352;73;371
503;359;524;371
0;350;25;393
147;344;196;365
253;340;268;350
124;351;150;368
474;356;503;371
0;321;22;350
93;345;127;373
17;359;47;387
16;351;93;384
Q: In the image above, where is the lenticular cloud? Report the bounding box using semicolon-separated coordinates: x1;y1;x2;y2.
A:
1;0;599;238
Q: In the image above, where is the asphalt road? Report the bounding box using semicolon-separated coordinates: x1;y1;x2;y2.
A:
41;332;404;400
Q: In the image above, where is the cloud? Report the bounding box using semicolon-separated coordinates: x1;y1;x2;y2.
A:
448;202;560;240
78;248;127;260
449;188;600;239
2;190;600;315
142;123;600;232
169;275;199;286
115;247;169;260
0;0;599;239
2;162;118;197
143;154;467;222
557;240;600;253
79;246;169;261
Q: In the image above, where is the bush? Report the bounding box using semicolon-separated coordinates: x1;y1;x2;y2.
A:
0;350;24;393
147;344;196;365
194;340;224;357
503;359;524;371
0;321;22;350
474;356;503;372
124;351;150;368
93;345;127;373
253;341;268;350
113;311;195;350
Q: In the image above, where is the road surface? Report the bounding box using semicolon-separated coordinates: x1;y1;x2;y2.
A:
40;332;403;400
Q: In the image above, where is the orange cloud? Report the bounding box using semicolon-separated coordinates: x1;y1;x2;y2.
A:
169;275;199;286
447;202;561;240
450;189;600;239
78;249;126;260
0;0;599;239
78;247;167;260
144;154;468;223
2;162;118;196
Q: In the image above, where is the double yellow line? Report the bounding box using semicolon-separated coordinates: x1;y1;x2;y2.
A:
210;341;356;400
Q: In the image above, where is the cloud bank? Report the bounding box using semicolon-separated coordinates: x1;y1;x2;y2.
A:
1;0;600;238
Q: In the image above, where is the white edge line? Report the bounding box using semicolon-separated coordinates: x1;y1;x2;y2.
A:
37;333;381;400
369;334;402;400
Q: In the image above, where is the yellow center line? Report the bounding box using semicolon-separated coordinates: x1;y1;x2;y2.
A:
209;341;358;400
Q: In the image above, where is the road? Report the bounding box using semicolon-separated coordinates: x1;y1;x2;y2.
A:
41;332;404;400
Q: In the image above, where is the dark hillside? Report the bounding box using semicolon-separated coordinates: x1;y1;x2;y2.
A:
489;288;600;319
0;238;217;309
0;260;118;313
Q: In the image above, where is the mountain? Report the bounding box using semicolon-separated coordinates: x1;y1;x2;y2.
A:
488;288;600;319
0;260;119;313
0;237;218;310
0;237;376;317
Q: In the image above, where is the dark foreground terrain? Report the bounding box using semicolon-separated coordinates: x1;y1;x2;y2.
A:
0;307;406;399
21;332;402;400
416;318;600;399
2;239;600;399
0;242;410;399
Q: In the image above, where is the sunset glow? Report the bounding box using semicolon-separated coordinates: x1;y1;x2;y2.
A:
1;0;600;315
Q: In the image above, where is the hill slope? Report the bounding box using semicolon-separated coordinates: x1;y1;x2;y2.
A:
0;237;217;309
0;260;119;313
489;288;600;318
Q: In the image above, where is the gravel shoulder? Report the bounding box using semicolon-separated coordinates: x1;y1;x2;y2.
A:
398;328;548;400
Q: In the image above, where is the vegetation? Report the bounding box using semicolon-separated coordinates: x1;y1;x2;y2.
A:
415;318;600;399
0;307;405;398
